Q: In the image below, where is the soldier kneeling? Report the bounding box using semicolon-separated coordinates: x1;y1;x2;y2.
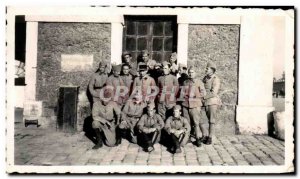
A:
92;91;121;149
118;95;146;144
164;105;191;153
137;103;164;152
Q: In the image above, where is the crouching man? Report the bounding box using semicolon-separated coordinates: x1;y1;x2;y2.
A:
92;91;121;149
164;105;191;153
118;95;146;144
137;103;164;152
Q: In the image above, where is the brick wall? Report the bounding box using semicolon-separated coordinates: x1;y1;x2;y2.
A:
188;25;240;135
36;22;111;129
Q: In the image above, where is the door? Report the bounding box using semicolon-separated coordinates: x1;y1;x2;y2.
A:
123;16;177;63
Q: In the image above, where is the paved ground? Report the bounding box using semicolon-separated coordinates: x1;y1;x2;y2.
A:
14;122;285;166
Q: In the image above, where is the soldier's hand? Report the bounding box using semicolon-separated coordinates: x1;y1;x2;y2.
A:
150;128;157;133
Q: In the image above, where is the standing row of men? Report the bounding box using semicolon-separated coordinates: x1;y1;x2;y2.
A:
88;50;221;153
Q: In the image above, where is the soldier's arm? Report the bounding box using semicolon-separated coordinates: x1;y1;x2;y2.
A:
154;114;165;130
173;76;179;96
183;117;191;134
88;75;100;98
204;77;220;99
137;115;146;132
164;117;172;134
121;102;129;121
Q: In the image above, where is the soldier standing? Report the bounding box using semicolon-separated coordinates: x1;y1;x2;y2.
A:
164;105;191;153
91;90;121;149
106;64;126;108
122;51;138;77
169;52;178;76
157;61;179;120
118;96;146;144
137;103;164;152
178;63;189;86
182;67;207;147
121;64;134;102
88;61;108;103
202;61;222;145
132;63;157;103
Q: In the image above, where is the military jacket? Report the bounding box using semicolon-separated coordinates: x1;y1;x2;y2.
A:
203;74;222;106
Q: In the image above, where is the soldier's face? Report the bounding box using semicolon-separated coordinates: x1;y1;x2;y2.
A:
142;54;149;62
124;55;132;63
139;70;147;77
173;109;181;118
123;66;130;75
163;65;170;75
113;70;120;77
99;66;105;73
205;67;214;75
147;108;155;117
170;55;176;64
188;69;196;79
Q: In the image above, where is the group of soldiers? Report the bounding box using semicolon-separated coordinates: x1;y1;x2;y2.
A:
88;50;221;153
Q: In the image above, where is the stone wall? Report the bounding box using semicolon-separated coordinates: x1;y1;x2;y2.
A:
188;25;240;135
36;22;111;129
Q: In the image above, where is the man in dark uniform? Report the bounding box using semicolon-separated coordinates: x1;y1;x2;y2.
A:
157;61;179;120
137;102;164;152
164;105;191;153
202;61;222;145
121;64;134;102
92;90;121;149
182;67;207;147
132;62;157;103
122;51;138;77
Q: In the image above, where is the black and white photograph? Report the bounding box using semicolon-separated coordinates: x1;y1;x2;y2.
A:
6;6;294;173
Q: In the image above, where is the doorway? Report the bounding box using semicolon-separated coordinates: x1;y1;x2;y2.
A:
123;16;177;63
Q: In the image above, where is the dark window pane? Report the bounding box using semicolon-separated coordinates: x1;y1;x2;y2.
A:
152;52;162;63
153;22;164;36
153;38;163;51
126;21;136;35
138;22;148;35
126;37;136;51
165;22;173;36
164;38;173;51
137;38;147;50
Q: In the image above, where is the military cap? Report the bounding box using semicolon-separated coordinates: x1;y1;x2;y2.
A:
171;52;177;58
173;105;182;111
112;64;122;72
147;102;156;109
138;62;148;71
206;61;217;70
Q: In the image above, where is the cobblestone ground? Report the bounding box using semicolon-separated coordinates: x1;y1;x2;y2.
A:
14;124;285;166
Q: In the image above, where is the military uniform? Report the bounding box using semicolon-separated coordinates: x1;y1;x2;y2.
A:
157;73;179;120
106;75;126;106
118;99;146;143
202;61;222;145
88;72;108;102
165;115;191;147
124;62;138;77
121;73;134;98
181;77;206;146
137;105;164;152
132;74;157;102
92;100;121;147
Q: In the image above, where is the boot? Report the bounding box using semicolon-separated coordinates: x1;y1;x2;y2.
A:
92;128;103;149
116;128;124;146
196;138;202;147
204;137;212;145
